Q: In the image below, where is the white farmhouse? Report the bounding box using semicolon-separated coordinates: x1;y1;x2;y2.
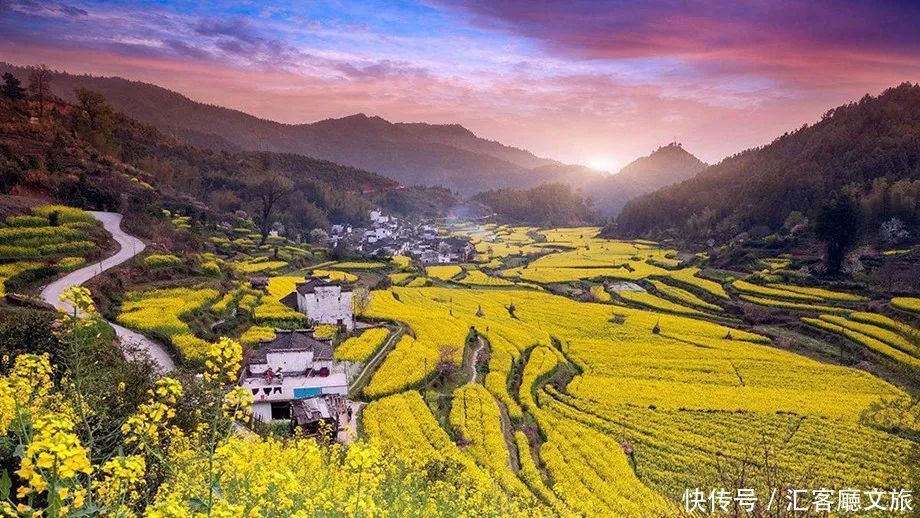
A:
369;209;390;224
241;330;348;422
281;276;355;330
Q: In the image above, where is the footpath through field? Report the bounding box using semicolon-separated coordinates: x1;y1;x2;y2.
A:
39;211;176;373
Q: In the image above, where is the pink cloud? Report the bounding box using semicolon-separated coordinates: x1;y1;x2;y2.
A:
1;1;916;169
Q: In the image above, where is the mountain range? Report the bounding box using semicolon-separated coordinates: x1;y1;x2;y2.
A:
0;64;607;195
587;143;707;216
617;82;920;240
10;64;914;242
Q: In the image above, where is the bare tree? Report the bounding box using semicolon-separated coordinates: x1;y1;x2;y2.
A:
434;345;460;384
28;65;52;118
250;171;293;245
352;286;371;316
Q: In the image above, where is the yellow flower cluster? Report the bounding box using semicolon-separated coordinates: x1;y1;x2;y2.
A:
666;267;728;298
589;284;611;302
222;386;254;422
148;434;530;517
8;353;54;413
311;269;358;282
363;335;441;397
122;378;183;450
739;293;848;313
518;346;558;412
766;282;866;302
732;279;822;301
647;279;722;312
94;455;146;509
459;270;516;286
0;379;14;435
388;272;414;285
238;325;275;345
17;413;92;499
329;261;386;270
59;285;97;316
312;323;338;339
360;275;915;509
513;431;570;514
204;337;243;385
531;396;674;516
0;262;43;296
803;317;920;368
231;258;288;274
817;314;917;355
405;276;430;287
390;255;411;268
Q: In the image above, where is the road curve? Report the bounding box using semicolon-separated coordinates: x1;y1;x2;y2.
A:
40;211;176;372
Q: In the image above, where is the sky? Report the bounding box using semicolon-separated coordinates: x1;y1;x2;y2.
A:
1;0;918;171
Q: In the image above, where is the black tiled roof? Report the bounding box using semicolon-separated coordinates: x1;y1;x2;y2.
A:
295;276;354;294
279;291;298;310
250;330;333;362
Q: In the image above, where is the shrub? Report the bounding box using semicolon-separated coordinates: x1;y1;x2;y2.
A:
144;254;183;270
5;215;47;227
31;205;96;224
37;240;95;257
0;307;61;362
201;261;221;275
55;257;86;272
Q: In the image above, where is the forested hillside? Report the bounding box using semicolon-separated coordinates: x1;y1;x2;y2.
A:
0;85;457;241
617;83;920;241
472;183;598;226
0;64;593;195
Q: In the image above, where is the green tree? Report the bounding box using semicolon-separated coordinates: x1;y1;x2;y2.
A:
815;191;862;273
72;87;116;151
0;72;26;102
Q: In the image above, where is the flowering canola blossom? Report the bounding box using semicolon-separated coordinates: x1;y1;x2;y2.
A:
334;327;390;362
148;436;534;517
362;284;915;508
116;286;220;359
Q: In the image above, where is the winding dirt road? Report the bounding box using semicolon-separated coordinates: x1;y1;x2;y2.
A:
39;211;176;373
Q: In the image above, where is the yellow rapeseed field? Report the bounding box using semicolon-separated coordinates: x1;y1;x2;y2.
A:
362;281;914;508
116;287;219;360
334;327;390;362
891;296;920;315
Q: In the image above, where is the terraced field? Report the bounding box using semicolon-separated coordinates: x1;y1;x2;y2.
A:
109;220;914;513
355;225;918;514
0;205;102;295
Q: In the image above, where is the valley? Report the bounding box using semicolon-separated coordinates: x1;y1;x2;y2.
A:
0;48;917;516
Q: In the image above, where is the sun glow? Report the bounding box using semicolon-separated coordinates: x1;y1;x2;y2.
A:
585;156;618;173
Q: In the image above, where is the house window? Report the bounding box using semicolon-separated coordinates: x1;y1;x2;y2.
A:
270;402;290;420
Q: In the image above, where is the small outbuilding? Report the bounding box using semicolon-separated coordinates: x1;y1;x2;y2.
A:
290;396;340;439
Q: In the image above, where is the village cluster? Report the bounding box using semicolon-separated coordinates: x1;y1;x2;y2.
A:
242;208;480;439
330;209;475;264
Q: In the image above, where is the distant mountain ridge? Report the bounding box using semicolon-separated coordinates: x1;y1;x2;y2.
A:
617;83;920;240
588;143;707;216
0;63;587;195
